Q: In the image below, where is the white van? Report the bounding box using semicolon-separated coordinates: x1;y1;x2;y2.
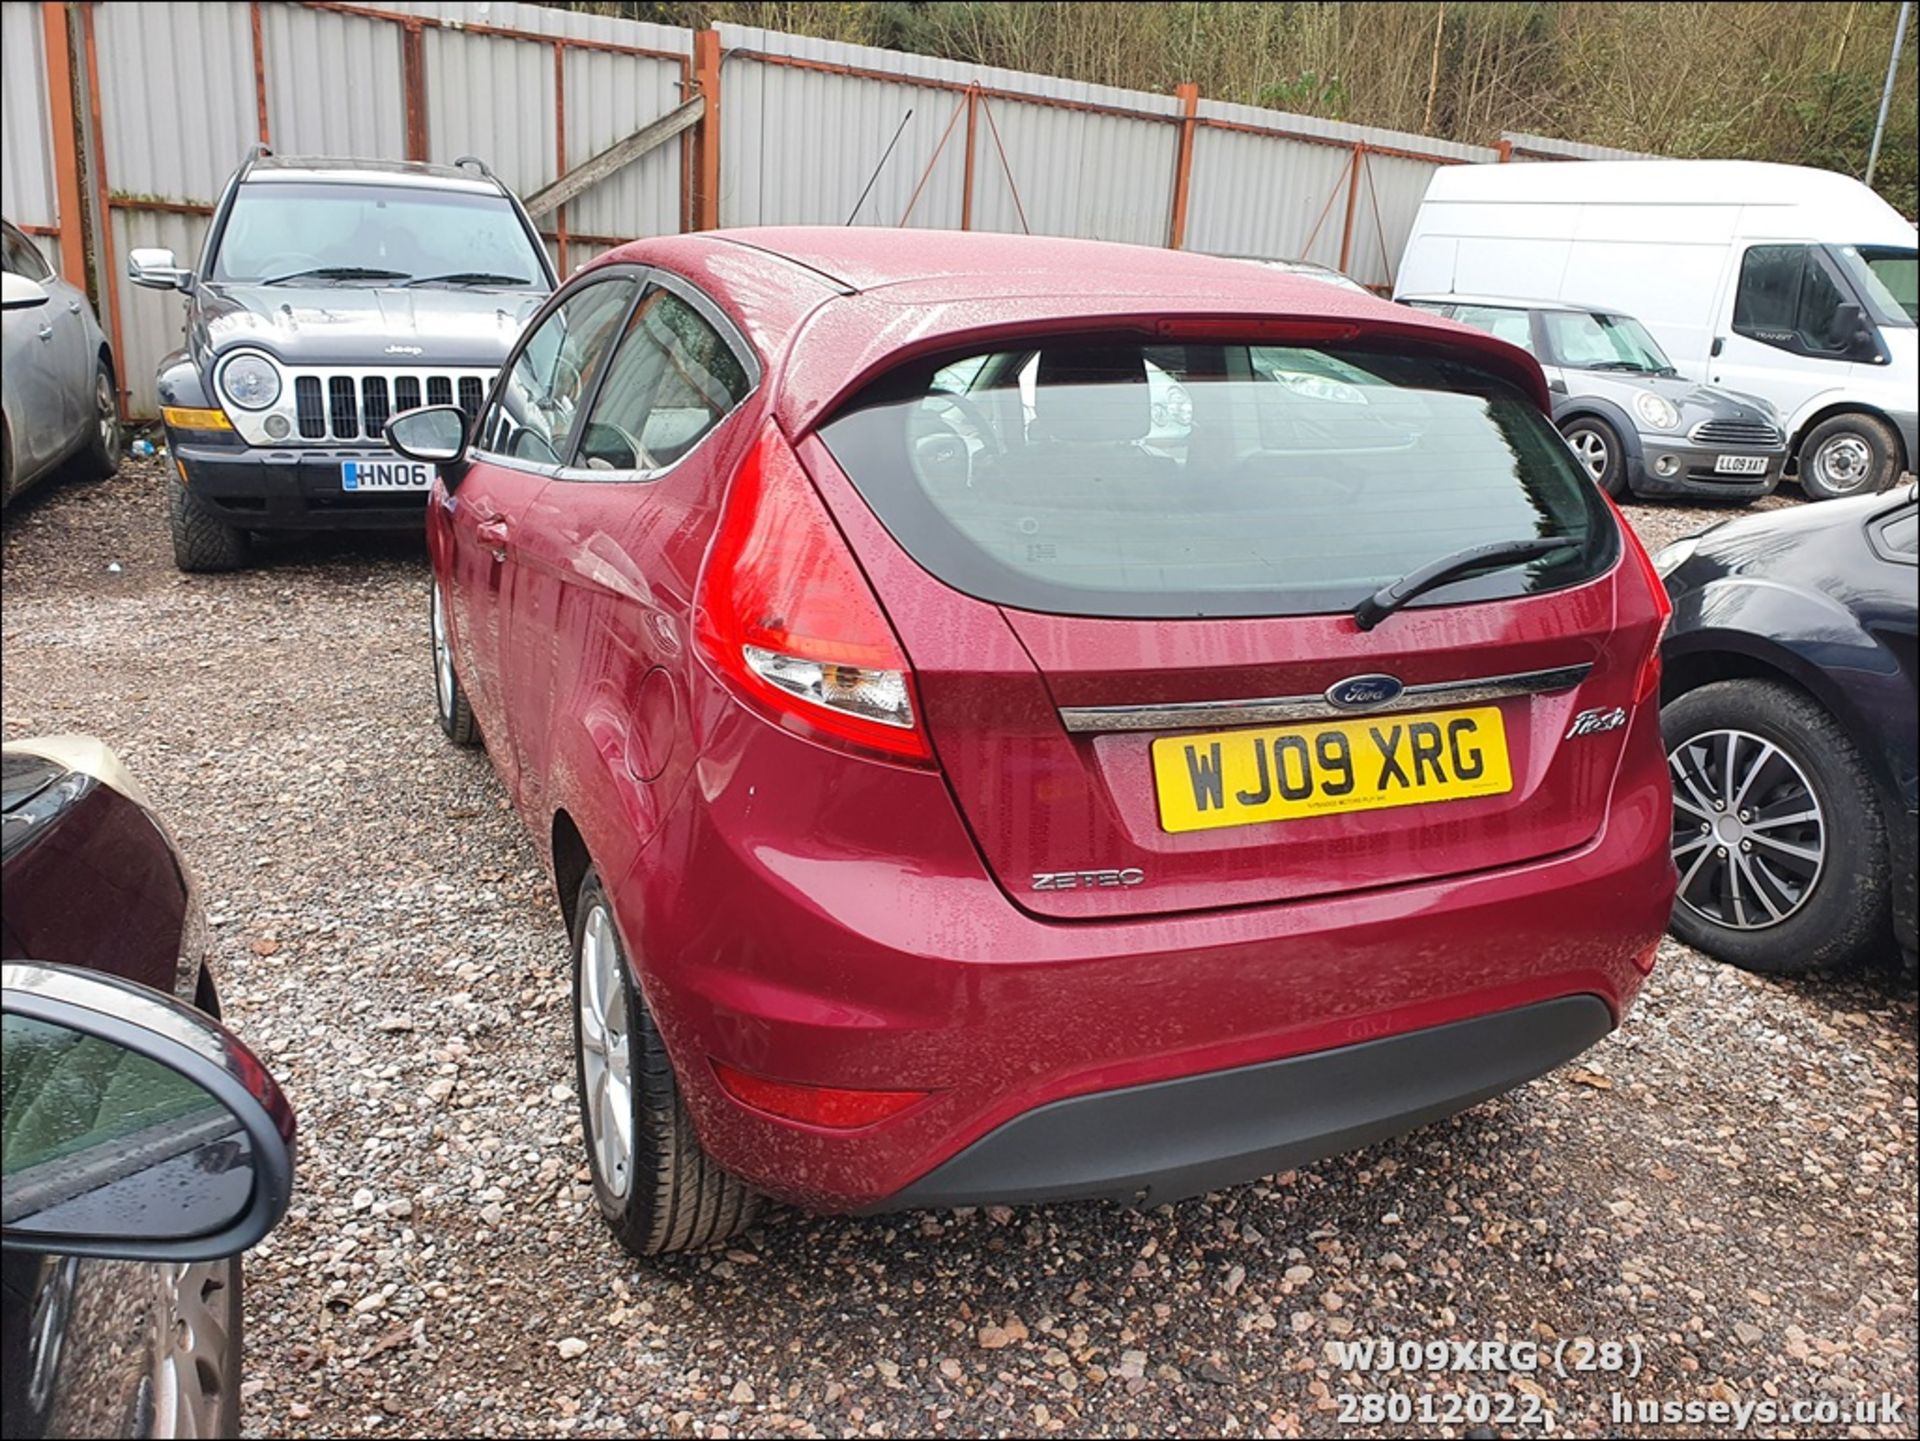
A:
1396;160;1917;499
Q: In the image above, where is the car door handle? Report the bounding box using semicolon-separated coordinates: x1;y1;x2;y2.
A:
475;517;510;559
36;322;53;341
67;299;83;314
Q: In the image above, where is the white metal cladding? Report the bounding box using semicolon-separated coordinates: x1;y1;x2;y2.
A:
110;209;205;416
424;25;554;198
2;1;59;265
261;5;408;161
967;98;1176;245
94;2;257;204
1183;100;1495;279
561;45;687;255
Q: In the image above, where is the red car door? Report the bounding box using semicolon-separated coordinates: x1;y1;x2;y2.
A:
444;275;639;796
501;276;758;833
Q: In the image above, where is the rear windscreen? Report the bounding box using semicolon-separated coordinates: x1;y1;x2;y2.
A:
817;340;1617;619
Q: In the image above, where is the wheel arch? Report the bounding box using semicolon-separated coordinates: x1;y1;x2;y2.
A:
1557;399;1646;463
551;808;592;936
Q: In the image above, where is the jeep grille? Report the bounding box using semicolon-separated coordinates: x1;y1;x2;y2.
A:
292;370;491;443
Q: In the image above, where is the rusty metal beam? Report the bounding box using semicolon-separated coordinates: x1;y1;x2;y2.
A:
42;2;87;286
401;21;428;161
693;29;721;231
79;3;126;418
250;1;270;143
296;0;686;65
960;88;978;230
1167;81;1199;249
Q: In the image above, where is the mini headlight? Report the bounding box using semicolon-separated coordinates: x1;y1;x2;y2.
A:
1633;390;1680;431
217;351;281;411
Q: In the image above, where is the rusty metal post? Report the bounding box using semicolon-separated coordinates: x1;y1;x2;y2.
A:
1167;81;1199;249
693;29;722;231
1496;137;1514;162
1337;143;1364;274
79;3;126;417
249;1;270;143
960;87;979;230
552;42;568;273
401;21;429;160
42;2;87;285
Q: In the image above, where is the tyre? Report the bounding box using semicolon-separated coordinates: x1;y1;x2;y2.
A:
572;869;759;1256
1797;413;1900;501
429;579;479;745
169;481;249;572
75;355;122;481
1663;679;1890;972
1562;416;1628;497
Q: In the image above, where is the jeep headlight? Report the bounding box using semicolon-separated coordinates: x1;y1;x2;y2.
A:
217;350;281;411
1632;390;1680;431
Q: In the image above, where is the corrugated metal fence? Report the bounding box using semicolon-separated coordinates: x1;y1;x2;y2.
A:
8;1;1552;417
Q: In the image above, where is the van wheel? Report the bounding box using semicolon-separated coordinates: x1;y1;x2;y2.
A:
572;870;760;1256
1562;417;1627;497
169;483;250;572
1797;414;1899;500
1663;679;1889;972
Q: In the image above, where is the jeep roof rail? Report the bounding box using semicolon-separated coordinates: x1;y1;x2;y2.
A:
238;141;273;180
452;155;496;182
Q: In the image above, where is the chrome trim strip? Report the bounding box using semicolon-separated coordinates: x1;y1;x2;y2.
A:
1058;663;1594;734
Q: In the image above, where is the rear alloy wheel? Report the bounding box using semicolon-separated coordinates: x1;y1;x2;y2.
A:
77;359;122;480
1562;417;1627;497
572;870;759;1256
1663;679;1889;972
1797;413;1899;500
429;580;479;745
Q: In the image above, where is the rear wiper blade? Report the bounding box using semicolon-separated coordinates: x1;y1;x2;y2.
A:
402;271;529;288
261;266;411;285
1353;536;1576;631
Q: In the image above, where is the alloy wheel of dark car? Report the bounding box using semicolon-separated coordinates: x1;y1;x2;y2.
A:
1663;679;1890;971
79;362;122;481
1562;417;1626;497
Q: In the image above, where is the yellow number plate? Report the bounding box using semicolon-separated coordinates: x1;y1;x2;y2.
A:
1151;706;1513;833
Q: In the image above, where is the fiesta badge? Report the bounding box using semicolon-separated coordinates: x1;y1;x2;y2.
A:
1325;673;1406;711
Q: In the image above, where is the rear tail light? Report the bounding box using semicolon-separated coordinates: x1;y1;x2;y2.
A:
695;421;932;764
1606;494;1672;705
711;1060;928;1129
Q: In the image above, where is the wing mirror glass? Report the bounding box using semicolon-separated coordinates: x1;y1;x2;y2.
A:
385;405;472;485
1;272;50;311
128;247;193;292
1;962;295;1263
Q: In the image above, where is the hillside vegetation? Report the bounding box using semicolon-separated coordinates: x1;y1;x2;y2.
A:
567;1;1918;214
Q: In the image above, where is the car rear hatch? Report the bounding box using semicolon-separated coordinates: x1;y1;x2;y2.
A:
807;329;1662;920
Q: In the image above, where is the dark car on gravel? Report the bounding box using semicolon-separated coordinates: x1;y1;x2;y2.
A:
1402;295;1788;502
1655;486;1918;972
1;737;295;1439
129;146;554;572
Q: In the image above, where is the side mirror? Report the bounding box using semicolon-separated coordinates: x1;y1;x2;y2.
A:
128;247;193;292
1;272;50;311
386;405;472;485
2;962;295;1263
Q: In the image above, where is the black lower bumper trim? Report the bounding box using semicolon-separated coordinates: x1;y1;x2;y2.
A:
172;441;427;532
879;995;1614;1211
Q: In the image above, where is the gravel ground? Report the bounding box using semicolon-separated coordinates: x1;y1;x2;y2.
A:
3;458;1914;1439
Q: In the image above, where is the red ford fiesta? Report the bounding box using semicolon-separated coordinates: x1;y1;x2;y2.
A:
390;230;1675;1256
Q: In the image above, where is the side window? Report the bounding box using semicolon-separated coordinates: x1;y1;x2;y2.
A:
1450;305;1536;353
1733;245;1851;355
573;286;750;473
477;278;636;466
2;224;53;281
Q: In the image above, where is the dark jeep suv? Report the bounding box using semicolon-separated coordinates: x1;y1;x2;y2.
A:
129;148;555;571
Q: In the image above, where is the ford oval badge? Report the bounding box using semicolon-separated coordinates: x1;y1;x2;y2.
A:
1325;674;1405;711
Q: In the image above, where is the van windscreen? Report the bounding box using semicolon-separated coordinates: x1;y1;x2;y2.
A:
817;340;1616;620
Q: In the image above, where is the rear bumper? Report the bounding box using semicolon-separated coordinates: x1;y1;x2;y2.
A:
1627;438;1782;498
877;995;1613;1210
170;439;426;531
608;687;1674;1215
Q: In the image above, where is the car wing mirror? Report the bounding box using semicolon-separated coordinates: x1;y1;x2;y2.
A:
386;405;472;487
1;272;50;311
1;962;296;1263
128;247;193;292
